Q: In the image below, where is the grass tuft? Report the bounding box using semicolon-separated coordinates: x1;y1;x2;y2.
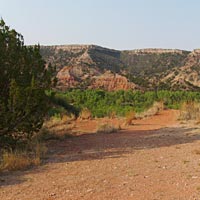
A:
79;108;92;120
179;101;200;121
97;123;119;134
0;141;47;172
0;151;31;171
136;101;164;119
125;111;135;125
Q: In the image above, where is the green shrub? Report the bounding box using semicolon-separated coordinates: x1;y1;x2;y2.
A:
47;89;200;119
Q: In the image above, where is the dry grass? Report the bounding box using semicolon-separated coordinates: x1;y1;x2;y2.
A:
35;127;59;141
109;111;116;119
0;113;76;172
79;108;92;120
43;114;75;136
0;138;47;172
137;101;164;119
179;101;200;121
96;123;119;134
193;149;200;155
35;126;73;142
30;141;47;159
0;151;31;171
46;114;75;128
125;111;135;125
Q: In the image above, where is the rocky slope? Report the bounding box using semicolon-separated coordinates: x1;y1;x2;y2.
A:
40;45;200;91
159;50;200;90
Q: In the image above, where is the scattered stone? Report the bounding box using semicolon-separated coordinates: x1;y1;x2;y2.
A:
192;176;198;179
49;193;56;197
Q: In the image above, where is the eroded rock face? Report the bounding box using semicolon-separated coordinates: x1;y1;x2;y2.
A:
56;67;78;90
91;71;137;91
40;45;200;91
159;50;200;90
56;67;136;91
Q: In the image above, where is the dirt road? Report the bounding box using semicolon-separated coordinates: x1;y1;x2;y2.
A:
1;110;200;200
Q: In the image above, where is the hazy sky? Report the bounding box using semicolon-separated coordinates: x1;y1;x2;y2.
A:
1;0;200;50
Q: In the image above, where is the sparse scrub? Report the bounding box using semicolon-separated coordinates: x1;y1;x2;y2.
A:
35;127;59;141
109;111;116;119
125;111;135;125
43;112;75;136
97;123;119;134
0;141;47;172
193;149;200;155
38;124;73;141
179;101;200;121
0;151;31;171
183;160;190;164
154;101;164;111
137;101;164;118
79;108;92;120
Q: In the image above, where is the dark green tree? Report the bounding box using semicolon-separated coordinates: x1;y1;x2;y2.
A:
0;19;54;148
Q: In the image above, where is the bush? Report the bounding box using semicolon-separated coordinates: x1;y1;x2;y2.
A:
109;111;116;119
97;123;118;134
0;151;31;171
34;127;59;141
125;111;135;125
179;101;200;120
79;108;92;120
137;101;164;118
0;141;47;172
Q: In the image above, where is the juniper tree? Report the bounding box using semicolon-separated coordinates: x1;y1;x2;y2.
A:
0;19;54;148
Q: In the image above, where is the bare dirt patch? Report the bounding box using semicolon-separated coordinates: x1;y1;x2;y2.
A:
1;110;200;200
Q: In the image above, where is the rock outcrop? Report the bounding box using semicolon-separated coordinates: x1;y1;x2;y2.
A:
56;66;79;90
91;71;137;91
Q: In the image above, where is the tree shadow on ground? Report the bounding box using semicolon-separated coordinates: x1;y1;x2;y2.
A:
1;125;200;187
45;126;200;163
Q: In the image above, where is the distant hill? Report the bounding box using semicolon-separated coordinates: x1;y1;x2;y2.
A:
40;45;200;91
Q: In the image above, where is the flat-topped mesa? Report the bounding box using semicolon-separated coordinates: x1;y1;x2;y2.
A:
42;44;120;53
46;44;92;50
125;48;187;54
193;49;200;54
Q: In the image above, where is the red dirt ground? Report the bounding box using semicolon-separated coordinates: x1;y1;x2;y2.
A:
1;110;200;200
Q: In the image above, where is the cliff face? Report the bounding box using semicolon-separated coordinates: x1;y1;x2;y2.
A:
41;45;127;90
40;45;200;91
55;66;135;91
90;71;137;91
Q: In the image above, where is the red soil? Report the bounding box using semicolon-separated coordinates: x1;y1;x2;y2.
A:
1;110;200;200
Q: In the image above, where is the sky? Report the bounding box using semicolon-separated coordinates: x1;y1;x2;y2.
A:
0;0;200;50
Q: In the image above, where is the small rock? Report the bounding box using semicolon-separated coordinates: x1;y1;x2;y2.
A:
87;189;93;193
192;176;198;179
49;193;56;197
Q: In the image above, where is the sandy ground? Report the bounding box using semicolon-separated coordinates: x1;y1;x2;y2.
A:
1;110;200;200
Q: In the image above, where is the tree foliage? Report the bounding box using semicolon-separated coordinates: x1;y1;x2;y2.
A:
0;19;53;148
